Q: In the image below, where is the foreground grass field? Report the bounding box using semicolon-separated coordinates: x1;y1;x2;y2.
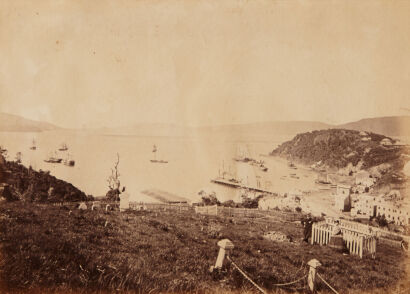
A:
0;202;408;294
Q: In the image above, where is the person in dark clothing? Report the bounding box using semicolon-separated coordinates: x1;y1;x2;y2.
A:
301;217;313;242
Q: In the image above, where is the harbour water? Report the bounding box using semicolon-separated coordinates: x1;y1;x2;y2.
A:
0;130;319;203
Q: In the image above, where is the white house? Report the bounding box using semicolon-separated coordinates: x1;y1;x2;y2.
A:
351;194;376;217
258;194;300;211
355;171;375;187
334;184;351;211
375;198;410;226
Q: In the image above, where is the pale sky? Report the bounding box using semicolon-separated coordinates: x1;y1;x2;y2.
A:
0;0;409;128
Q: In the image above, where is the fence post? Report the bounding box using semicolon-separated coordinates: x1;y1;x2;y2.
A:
359;236;363;258
310;223;316;245
307;259;321;293
211;239;235;272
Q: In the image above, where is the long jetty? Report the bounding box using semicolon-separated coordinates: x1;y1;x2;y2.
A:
211;177;275;194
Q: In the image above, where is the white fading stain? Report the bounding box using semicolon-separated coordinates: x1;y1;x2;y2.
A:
24;58;46;77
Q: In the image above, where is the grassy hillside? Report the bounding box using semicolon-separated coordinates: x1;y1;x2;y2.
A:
271;129;409;171
0;202;408;293
1;158;89;203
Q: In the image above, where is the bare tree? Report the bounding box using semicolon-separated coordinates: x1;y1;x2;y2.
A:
106;153;122;201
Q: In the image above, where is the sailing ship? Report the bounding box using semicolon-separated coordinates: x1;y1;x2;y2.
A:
58;143;68;151
44;152;62;163
150;145;168;163
250;159;268;172
63;153;75;167
30;139;37;150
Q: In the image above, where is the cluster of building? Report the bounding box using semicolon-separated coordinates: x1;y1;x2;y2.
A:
258;190;303;211
334;178;409;226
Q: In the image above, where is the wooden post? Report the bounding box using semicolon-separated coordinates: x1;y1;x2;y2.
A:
353;234;357;255
359;236;363;259
318;227;321;245
211;239;234;272
326;228;329;245
307;259;321;293
311;223;315;245
320;228;323;245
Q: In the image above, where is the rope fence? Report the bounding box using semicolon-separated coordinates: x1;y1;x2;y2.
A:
317;273;340;294
227;255;308;292
214;238;340;294
227;256;267;294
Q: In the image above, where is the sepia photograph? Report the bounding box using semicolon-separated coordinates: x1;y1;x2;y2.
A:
0;0;409;293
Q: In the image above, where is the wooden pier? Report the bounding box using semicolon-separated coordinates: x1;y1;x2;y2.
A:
211;177;275;194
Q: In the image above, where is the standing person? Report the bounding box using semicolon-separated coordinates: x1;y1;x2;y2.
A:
119;186;130;212
302;216;313;243
332;220;341;235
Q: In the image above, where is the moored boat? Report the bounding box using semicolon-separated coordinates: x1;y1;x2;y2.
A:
151;145;168;163
44;152;62;163
150;159;168;163
30;139;37;150
63;153;75;166
58;143;68;151
260;166;268;172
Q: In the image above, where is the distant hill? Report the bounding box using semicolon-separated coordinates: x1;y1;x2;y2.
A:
0;113;58;132
197;117;409;139
94;123;191;137
337;116;410;137
197;121;331;137
98;121;332;140
2;111;408;138
95;117;409;138
271;128;409;170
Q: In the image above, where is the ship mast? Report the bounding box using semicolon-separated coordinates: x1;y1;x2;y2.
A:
152;145;157;160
